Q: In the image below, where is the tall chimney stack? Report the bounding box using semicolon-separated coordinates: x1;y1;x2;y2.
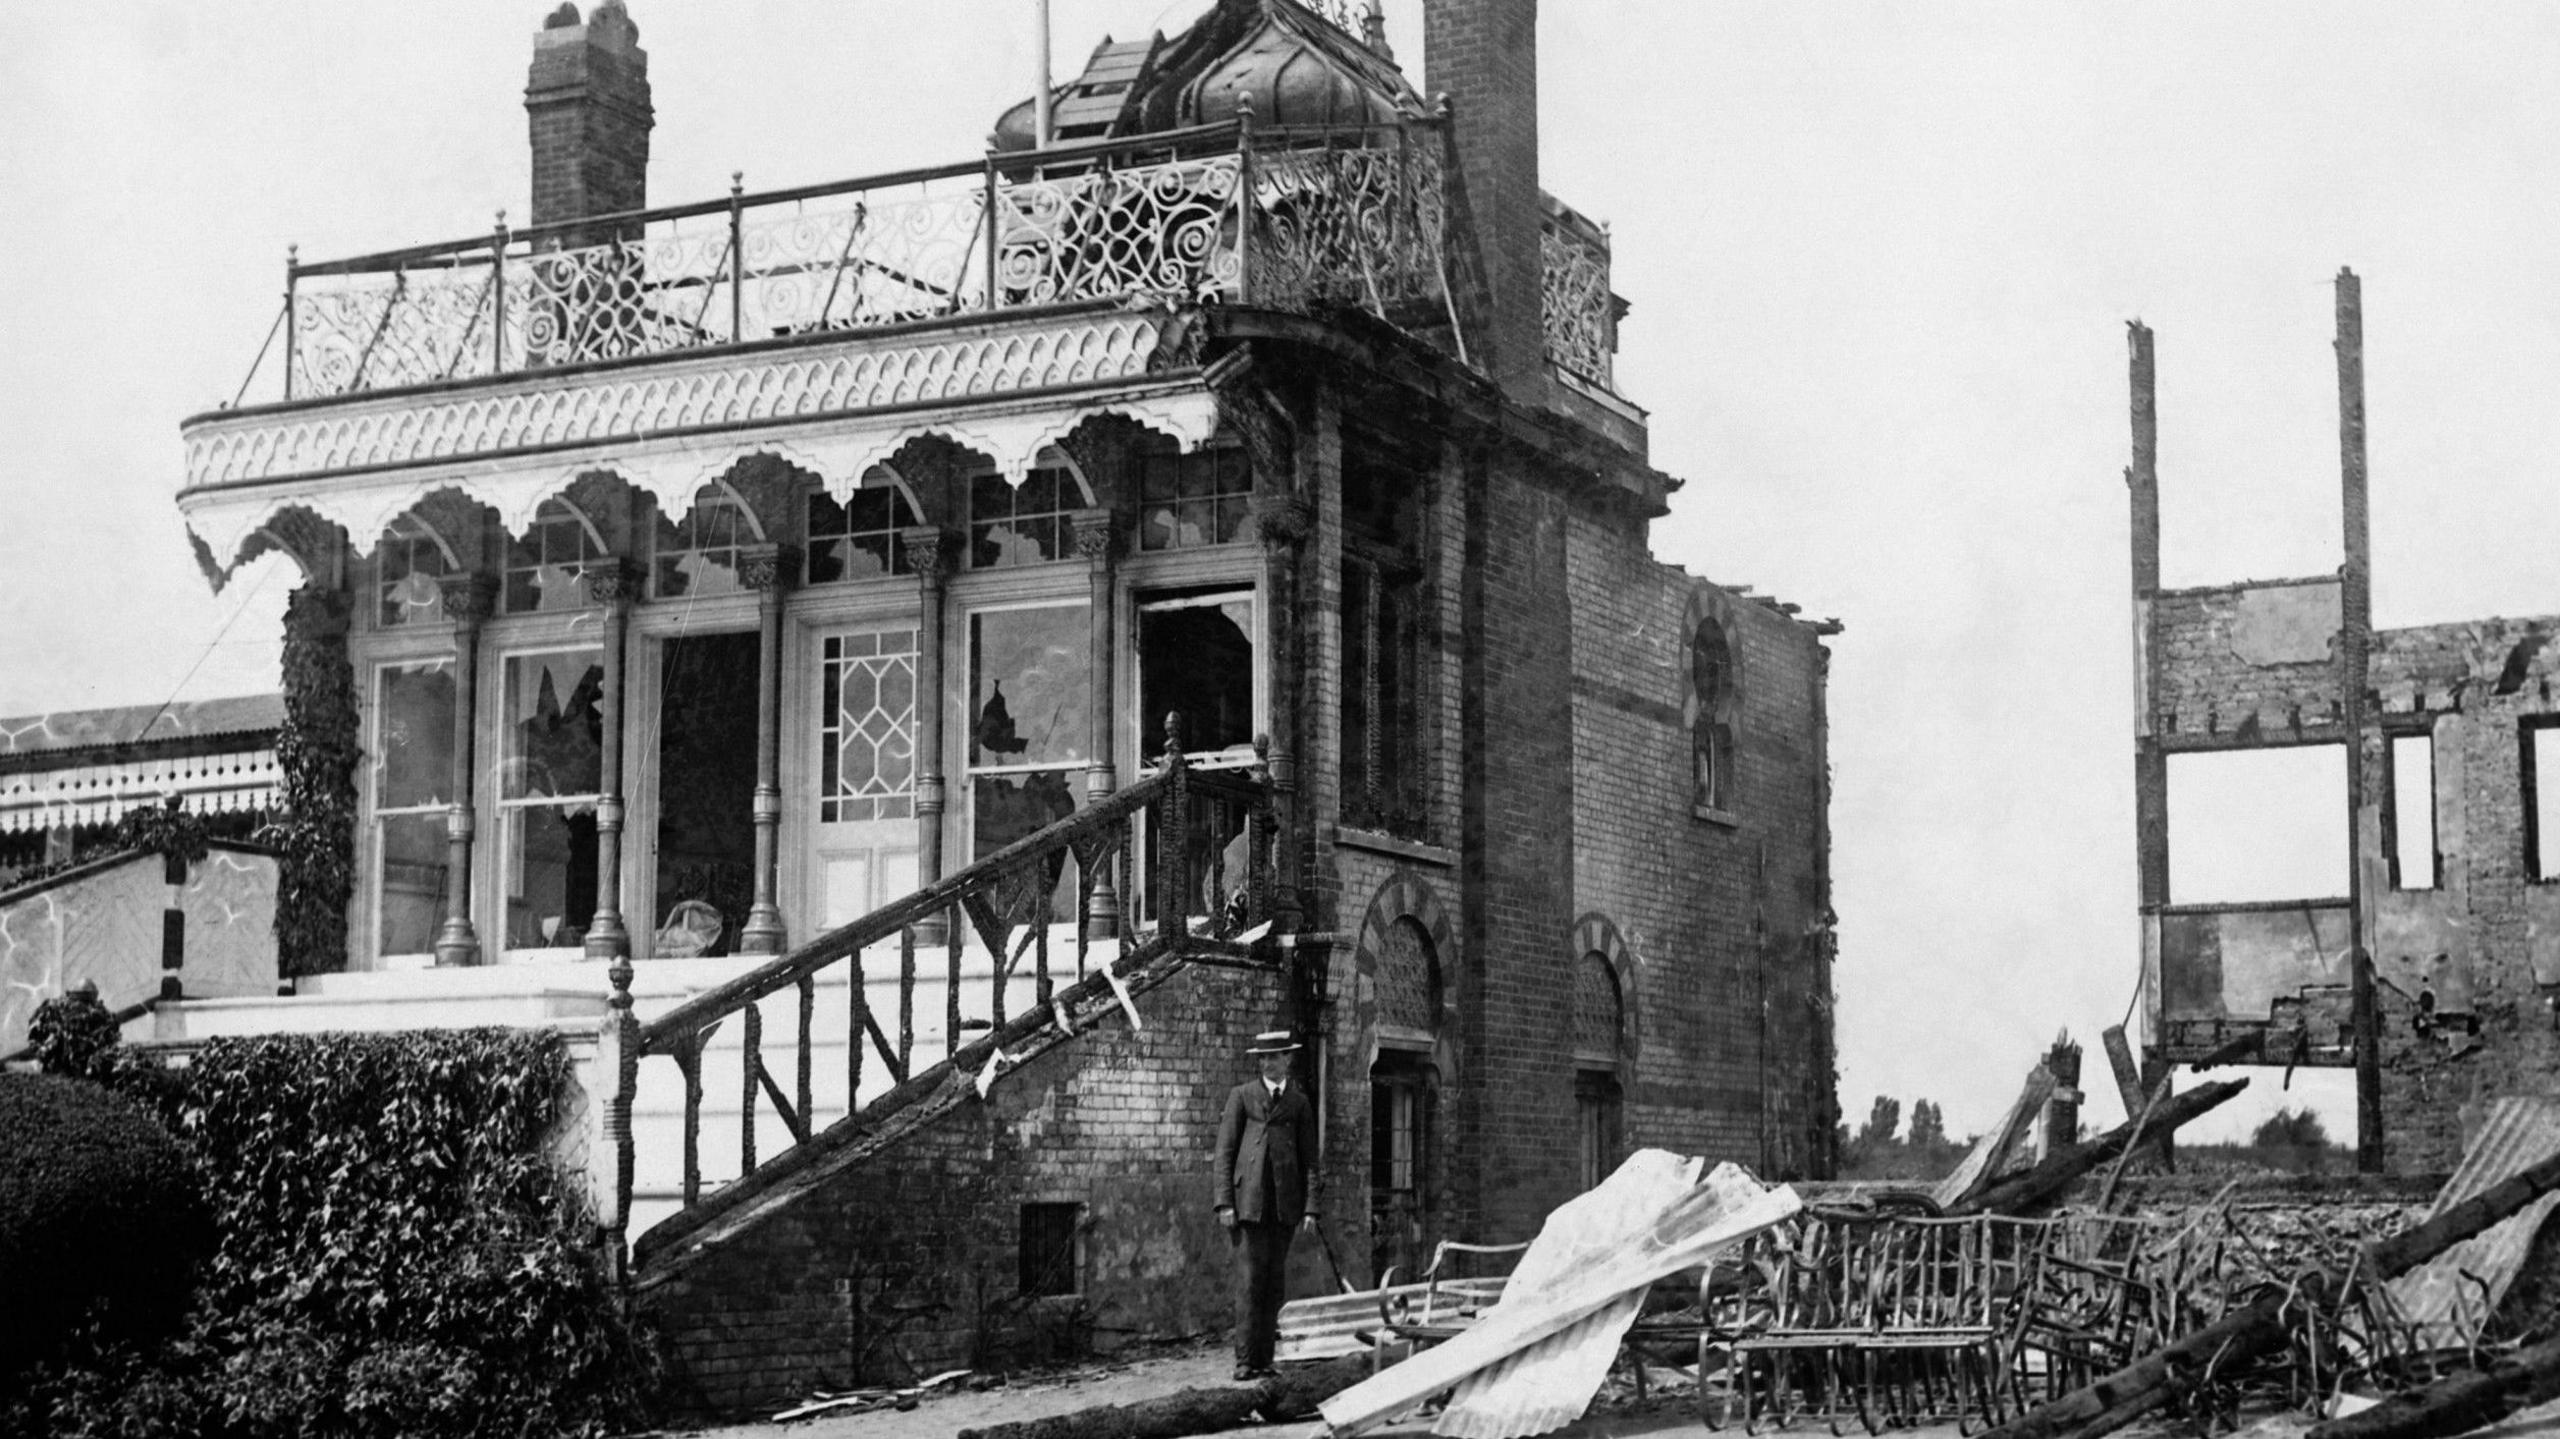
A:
525;2;652;231
1424;0;1545;403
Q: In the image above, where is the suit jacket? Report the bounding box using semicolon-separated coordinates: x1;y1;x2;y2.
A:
1213;1078;1319;1225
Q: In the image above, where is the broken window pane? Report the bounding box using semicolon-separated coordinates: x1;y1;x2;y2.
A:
504;501;604;613
653;491;754;598
376;516;451;628
376;812;448;958
2166;746;2348;904
967;604;1089;868
1137;588;1255;760
805;482;918;585
2390;733;2437;890
1138;443;1252;551
969;465;1078;568
497;648;605;950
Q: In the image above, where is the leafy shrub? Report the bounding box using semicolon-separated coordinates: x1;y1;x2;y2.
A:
4;1028;656;1439
0;1073;211;1376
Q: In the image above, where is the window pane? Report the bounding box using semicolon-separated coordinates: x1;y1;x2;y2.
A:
376;812;448;956
819;629;918;821
502;651;605;799
968;607;1089;768
375;662;455;811
502;803;597;950
971;772;1081;858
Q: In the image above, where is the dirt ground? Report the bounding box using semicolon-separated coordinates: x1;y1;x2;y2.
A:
666;1338;2560;1439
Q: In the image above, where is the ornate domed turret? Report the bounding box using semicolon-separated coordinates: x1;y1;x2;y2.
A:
993;0;1414;151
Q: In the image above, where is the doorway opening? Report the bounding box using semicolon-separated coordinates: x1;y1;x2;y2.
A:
652;631;761;955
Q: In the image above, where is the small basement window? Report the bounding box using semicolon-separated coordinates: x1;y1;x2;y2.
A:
1019;1202;1081;1297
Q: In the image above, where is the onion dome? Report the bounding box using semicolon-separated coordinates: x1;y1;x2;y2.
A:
993;0;1417;152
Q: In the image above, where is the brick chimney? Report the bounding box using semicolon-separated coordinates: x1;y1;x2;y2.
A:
525;2;652;230
1424;0;1545;403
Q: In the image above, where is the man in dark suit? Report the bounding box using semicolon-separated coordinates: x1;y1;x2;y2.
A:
1213;1029;1320;1380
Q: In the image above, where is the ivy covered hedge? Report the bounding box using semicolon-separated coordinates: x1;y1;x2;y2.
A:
4;1026;656;1439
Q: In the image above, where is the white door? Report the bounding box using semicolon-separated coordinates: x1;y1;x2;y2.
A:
807;626;921;930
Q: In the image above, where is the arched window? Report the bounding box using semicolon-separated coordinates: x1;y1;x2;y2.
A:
1692;620;1737;814
504;499;607;613
376;514;456;628
1571;951;1624;1190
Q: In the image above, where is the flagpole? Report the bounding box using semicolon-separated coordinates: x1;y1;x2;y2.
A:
1034;0;1053;147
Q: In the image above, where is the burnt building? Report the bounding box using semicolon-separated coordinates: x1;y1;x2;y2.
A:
2132;275;2558;1175
167;0;1837;1406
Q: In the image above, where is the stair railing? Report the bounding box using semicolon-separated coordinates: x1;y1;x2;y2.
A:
598;715;1275;1264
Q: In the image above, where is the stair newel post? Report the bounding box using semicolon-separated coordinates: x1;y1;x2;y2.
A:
740;1002;761;1172
599;952;638;1281
1161;712;1189;942
796;974;814;1135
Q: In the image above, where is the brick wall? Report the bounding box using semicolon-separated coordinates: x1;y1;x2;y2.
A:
640;959;1296;1417
1563;510;1835;1180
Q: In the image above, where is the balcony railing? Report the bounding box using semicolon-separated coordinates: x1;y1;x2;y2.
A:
1541;214;1615;388
266;117;1453;402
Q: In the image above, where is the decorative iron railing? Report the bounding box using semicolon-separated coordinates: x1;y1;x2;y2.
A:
268;117;1451;401
602;721;1274;1259
1540;216;1615;388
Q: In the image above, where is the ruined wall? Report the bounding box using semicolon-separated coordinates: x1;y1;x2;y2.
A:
2365;618;2560;1172
1564;510;1834;1180
2145;588;2560;1173
2149;576;2346;749
641;959;1293;1416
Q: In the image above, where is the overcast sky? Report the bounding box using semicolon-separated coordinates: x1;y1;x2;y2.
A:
10;1;2560;1146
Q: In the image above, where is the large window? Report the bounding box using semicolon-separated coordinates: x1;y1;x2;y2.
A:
1136;588;1256;761
504;501;606;613
496;649;605;951
2389;732;2437;891
372;661;456;958
806;482;919;585
1340;438;1430;840
967;603;1089;862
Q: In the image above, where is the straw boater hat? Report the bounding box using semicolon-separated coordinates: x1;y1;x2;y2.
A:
1245;1030;1300;1055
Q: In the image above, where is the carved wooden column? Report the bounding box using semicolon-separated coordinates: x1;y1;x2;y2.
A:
582;561;642;959
900;527;953;900
738;543;799;955
1071;507;1121;939
1253;494;1313;934
432;574;498;967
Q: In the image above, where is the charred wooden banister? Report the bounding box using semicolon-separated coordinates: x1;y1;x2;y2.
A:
603;717;1277;1265
635;770;1169;1048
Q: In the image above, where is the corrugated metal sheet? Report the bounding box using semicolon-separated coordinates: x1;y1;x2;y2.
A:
1432;1151;1706;1438
2386;1096;2560;1347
